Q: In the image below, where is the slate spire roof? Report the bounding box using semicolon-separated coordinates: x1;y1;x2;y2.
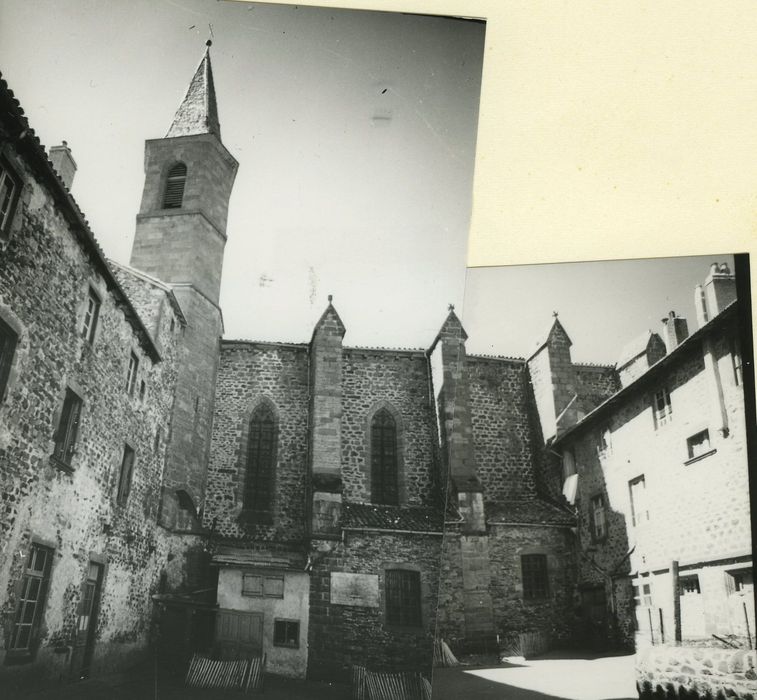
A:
166;40;222;140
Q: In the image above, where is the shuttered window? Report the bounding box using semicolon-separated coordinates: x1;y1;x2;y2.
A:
371;409;398;505
116;444;135;506
80;289;100;344
0;159;20;238
244;404;276;521
0;315;18;400
125;352;138;395
52;388;83;468
385;569;421;627
163;163;187;208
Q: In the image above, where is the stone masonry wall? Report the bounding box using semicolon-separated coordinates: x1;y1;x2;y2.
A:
0;144;186;679
341;349;439;506
574;364;620;410
561;317;750;644
487;524;577;645
636;645;757;700
307;532;441;682
159;287;222;530
203;341;310;543
435;524;465;646
467;357;536;503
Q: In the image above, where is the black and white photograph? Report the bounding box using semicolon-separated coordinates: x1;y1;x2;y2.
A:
431;255;755;700
0;1;485;697
1;1;756;700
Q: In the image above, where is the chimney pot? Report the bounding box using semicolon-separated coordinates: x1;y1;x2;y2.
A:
662;311;689;352
49;141;77;190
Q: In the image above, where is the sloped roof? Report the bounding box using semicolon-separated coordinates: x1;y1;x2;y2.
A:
166;42;222;140
311;299;346;342
616;329;657;369
211;546;307;570
486;499;576;526
528;316;572;361
553;301;738;447
429;308;468;353
0;73;161;362
342;503;444;533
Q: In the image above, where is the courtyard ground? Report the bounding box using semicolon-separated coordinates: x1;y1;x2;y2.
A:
430;649;638;700
4;668;353;700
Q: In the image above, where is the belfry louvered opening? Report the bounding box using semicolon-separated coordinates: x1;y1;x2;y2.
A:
163;163;187;208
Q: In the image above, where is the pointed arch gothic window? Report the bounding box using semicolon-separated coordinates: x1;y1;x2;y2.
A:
371;408;398;506
244;403;276;521
163;163;187;208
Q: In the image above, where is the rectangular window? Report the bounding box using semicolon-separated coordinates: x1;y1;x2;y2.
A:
654;387;672;427
52;388;83;467
521;554;549;601
590;494;607;541
0;158;21;238
629;475;648;527
125;352;138;396
727;568;753;595
80;289;100;344
116;444;135;506
686;429;712;460
634;581;653;607
385;569;422;626
242;573;284;599
679;575;701;596
8;543;54;660
0;315;18;400
273;619;300;648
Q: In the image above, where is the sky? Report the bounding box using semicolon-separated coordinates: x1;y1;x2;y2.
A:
0;0;485;348
463;254;737;365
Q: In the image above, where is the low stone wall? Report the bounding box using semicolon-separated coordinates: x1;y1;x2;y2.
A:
636;645;757;699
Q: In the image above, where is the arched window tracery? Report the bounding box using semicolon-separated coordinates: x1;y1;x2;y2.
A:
244;403;276;520
371;408;398;506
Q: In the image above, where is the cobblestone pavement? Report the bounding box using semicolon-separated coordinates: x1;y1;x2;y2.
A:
430;650;637;700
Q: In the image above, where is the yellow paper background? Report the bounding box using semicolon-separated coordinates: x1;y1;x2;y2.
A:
243;0;757;329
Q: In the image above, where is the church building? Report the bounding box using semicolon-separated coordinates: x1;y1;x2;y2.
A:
0;40;752;694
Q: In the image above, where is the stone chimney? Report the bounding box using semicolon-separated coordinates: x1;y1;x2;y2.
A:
49;141;77;190
661;311;689;352
695;262;737;329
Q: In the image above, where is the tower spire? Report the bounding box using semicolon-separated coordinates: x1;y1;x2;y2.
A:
166;40;221;140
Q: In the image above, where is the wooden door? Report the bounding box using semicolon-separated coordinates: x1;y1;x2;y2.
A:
70;562;104;679
215;609;264;659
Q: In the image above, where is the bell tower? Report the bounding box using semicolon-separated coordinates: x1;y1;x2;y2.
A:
130;41;238;531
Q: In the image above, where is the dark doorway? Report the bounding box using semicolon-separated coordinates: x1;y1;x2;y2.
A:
580;585;608;649
70;561;104;679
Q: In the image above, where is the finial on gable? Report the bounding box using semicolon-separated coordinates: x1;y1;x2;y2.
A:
448;303;455;311
328;294;333;304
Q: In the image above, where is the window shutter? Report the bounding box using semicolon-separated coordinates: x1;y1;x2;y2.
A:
65;396;81;461
163;163;187;208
